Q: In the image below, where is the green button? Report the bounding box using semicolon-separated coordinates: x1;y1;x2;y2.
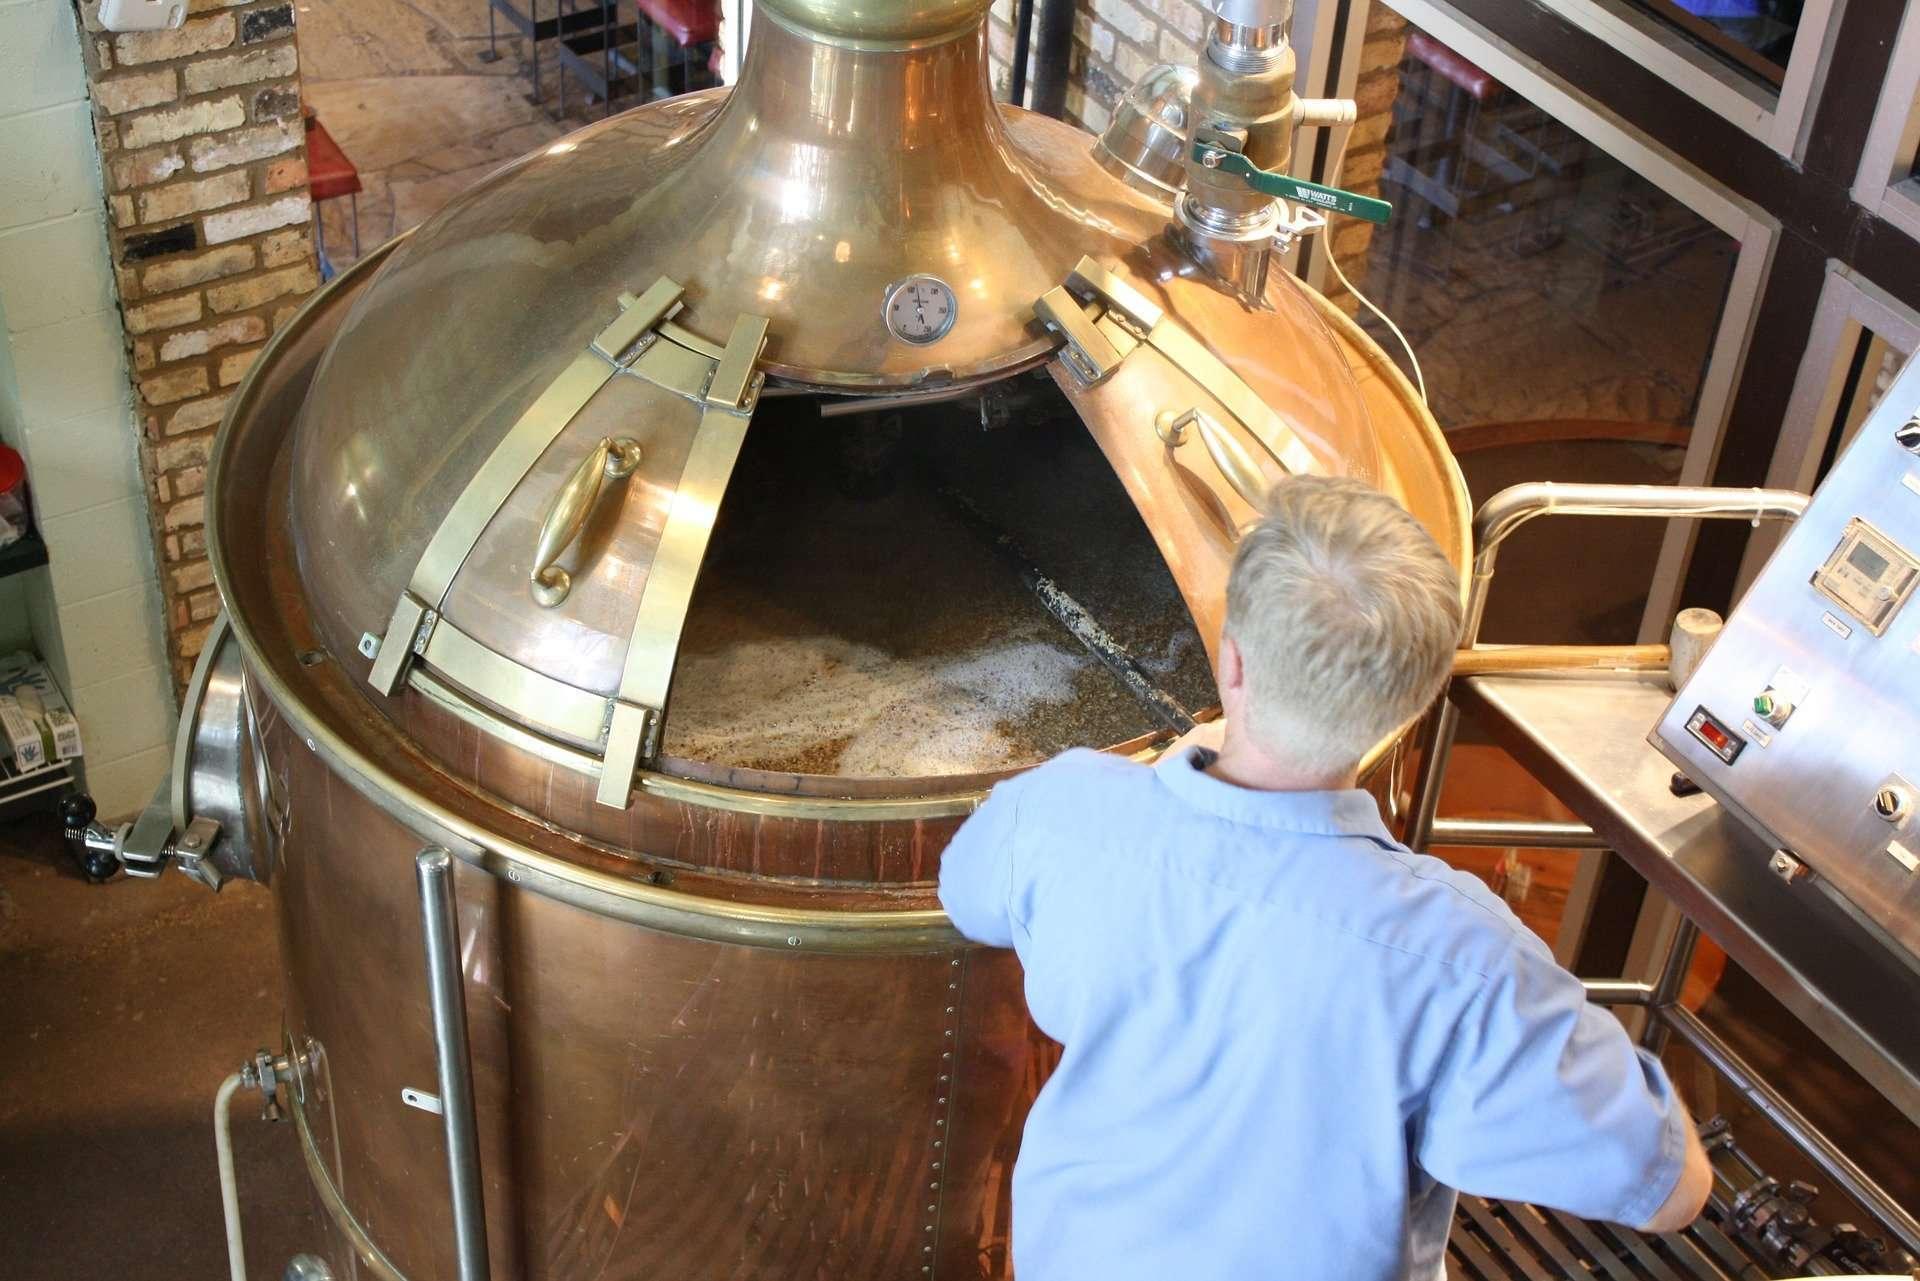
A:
1753;693;1775;716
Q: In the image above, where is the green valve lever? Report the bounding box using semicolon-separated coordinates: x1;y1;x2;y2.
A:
1192;143;1394;225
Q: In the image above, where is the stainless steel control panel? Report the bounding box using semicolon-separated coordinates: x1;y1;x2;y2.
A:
1654;358;1920;966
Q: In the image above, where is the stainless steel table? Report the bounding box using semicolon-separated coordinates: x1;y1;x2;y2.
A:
1452;670;1920;1128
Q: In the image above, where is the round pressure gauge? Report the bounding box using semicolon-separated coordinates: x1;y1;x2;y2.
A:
883;275;958;345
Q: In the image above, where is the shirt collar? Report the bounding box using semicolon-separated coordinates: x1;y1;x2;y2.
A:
1154;745;1396;844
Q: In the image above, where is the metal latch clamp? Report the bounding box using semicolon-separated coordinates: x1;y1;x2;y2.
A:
1035;286;1126;387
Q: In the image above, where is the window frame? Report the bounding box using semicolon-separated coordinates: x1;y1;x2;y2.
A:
1851;1;1920;243
1526;0;1843;159
1734;263;1920;587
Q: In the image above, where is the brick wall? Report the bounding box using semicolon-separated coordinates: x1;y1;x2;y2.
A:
78;0;318;688
985;0;1408;306
1324;3;1408;307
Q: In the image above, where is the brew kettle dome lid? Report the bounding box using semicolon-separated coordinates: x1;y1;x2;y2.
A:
280;11;1384;810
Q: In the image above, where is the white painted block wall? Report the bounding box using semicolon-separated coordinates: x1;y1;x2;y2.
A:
0;0;177;817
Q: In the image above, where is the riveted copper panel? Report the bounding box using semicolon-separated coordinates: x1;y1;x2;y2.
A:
267;724;1044;1280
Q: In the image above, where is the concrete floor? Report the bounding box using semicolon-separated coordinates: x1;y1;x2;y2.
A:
0;813;322;1280
1362;117;1737;432
300;0;564;268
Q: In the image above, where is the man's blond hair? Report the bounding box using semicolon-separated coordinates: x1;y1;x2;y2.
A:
1225;476;1462;775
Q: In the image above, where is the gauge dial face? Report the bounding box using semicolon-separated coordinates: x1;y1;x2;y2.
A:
883;275;958;345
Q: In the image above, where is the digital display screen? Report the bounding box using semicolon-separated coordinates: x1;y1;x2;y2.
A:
1811;520;1919;634
1848;541;1891;580
1686;706;1745;764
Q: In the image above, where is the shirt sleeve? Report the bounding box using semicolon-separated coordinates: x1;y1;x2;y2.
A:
936;779;1024;947
1417;945;1689;1227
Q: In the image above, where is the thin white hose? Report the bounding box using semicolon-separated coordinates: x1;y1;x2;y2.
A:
214;1071;248;1281
1322;128;1429;406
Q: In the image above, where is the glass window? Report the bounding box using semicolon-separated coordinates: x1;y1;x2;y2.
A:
1627;0;1803;88
1815;330;1910;483
1348;11;1742;644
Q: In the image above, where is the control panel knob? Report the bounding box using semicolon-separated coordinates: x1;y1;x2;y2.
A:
1872;785;1912;822
1752;690;1793;728
1897;416;1920;453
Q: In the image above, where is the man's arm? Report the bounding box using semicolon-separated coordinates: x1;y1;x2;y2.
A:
936;780;1024;947
1417;945;1704;1230
1639;1115;1711;1232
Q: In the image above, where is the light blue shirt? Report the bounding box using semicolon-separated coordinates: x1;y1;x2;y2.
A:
938;747;1688;1281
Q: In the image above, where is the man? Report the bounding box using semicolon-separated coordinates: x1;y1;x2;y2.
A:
939;475;1710;1280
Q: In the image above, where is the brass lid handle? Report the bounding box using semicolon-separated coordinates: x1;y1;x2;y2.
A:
530;437;643;607
1156;406;1283;515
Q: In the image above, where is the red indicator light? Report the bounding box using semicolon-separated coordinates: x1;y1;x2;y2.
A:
1686;706;1745;764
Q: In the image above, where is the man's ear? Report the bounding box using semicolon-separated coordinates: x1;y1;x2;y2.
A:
1218;632;1245;700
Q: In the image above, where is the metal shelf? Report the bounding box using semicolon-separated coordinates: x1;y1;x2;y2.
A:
553;22;714;114
0;528;48;583
482;0;617;106
0;757;74;811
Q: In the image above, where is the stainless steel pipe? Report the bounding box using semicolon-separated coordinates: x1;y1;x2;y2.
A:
1407;484;1810;853
214;1071;248;1281
1203;0;1292;36
1578;979;1657;1006
415;848;491;1281
1427;818;1606;849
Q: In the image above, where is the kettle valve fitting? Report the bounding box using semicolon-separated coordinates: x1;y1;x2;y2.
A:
1191;132;1392;224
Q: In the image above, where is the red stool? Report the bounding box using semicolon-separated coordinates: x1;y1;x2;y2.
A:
637;0;718;99
304;109;363;261
1406;30;1497;100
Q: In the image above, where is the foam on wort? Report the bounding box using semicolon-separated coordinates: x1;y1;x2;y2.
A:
661;387;1217;777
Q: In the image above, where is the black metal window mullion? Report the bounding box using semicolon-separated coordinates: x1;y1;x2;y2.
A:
1798;0;1906;185
1677;232;1827;617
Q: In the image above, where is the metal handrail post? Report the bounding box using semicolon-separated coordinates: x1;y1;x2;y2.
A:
1580;979;1657;1005
1640;916;1700;1052
416;848;492;1281
1406;483;1809;852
